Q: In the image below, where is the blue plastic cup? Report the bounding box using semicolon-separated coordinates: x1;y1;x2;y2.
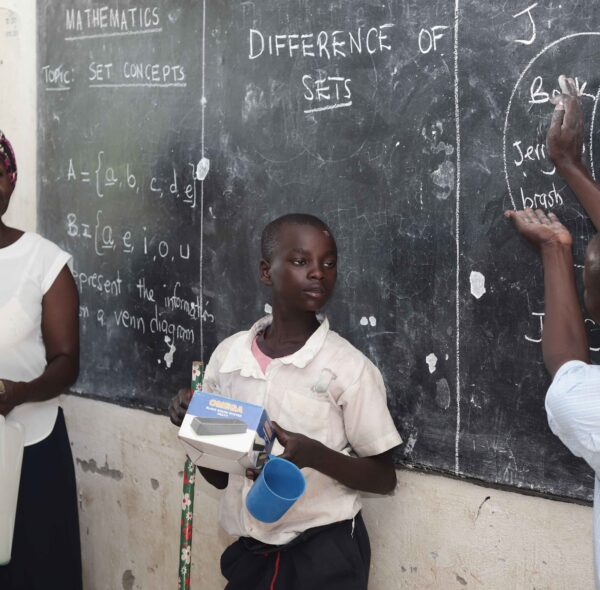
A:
245;456;306;523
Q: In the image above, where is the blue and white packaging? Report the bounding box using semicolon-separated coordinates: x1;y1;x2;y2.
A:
178;391;276;475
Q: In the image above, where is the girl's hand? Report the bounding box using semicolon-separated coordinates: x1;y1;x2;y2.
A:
169;388;193;426
547;75;584;170
272;421;322;469
0;379;20;416
245;467;260;481
505;208;573;249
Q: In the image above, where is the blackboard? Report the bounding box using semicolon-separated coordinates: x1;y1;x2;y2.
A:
37;0;600;503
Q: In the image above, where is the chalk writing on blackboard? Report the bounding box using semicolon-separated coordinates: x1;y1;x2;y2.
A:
37;0;600;503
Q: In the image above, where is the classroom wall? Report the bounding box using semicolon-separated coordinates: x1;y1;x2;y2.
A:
1;2;596;589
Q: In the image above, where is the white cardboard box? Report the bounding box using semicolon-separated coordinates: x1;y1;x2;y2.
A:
178;391;276;476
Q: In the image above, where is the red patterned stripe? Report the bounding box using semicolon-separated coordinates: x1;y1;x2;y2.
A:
269;551;282;590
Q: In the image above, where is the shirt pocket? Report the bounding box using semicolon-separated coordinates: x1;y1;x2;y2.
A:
277;388;331;446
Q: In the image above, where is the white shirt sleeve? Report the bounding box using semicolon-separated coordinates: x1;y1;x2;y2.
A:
546;360;600;474
338;357;402;457
38;237;72;294
200;332;243;395
202;349;222;394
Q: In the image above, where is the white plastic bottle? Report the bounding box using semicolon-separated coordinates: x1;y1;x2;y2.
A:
0;415;24;565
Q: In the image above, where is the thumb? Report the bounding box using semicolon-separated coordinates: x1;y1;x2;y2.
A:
547;97;565;141
549;100;565;131
271;421;289;446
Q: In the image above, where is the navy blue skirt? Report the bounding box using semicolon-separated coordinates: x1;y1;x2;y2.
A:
0;408;82;590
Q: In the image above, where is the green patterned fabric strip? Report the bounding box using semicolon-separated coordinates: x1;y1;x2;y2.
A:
178;361;204;590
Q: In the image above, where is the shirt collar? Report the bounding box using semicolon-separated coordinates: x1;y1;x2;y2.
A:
219;315;330;377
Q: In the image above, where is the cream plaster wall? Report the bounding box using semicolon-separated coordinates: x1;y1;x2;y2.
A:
2;3;596;589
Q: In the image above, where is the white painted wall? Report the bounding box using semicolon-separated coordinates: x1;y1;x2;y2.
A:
0;1;37;232
2;3;596;589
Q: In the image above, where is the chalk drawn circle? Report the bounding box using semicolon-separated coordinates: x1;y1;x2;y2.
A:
589;84;600;182
503;32;600;210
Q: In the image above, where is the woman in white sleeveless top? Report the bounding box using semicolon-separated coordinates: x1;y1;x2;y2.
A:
0;131;82;589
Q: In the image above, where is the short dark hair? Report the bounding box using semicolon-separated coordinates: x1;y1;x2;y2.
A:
261;213;334;261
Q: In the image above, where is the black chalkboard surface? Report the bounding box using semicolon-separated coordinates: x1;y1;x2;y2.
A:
38;0;600;502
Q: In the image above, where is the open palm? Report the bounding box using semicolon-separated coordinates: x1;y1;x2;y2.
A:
505;208;572;249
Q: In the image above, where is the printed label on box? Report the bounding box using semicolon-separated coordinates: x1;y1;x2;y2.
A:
178;391;276;475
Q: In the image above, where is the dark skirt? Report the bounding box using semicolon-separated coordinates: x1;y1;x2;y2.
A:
221;512;371;590
0;408;82;590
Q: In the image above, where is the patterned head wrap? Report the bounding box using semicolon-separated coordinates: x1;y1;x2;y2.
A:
0;130;17;186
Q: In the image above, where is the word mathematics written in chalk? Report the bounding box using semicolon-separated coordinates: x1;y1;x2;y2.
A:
65;6;161;33
248;24;394;114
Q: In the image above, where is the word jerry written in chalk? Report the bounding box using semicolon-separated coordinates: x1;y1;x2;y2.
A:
511;137;569;209
248;24;394;114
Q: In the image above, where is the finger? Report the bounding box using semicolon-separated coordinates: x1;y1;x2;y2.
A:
547;212;564;227
563;95;583;131
169;406;182;426
245;468;258;481
506;210;527;230
548;100;565;132
559;75;579;98
547;103;565;150
178;389;192;409
271;421;289;438
549;92;563;105
534;209;551;225
272;422;289;448
524;208;539;223
169;396;188;425
279;450;295;464
559;75;583;129
569;77;580;97
178;388;193;400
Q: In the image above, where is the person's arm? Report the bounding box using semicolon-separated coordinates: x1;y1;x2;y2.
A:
547;75;600;230
269;422;397;494
169;388;230;489
505;208;589;376
0;266;79;416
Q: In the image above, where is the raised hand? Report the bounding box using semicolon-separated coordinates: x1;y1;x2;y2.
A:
547;75;584;170
504;208;572;249
169;387;193;426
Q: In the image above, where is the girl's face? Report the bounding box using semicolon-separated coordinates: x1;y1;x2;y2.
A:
0;162;14;219
262;223;337;312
